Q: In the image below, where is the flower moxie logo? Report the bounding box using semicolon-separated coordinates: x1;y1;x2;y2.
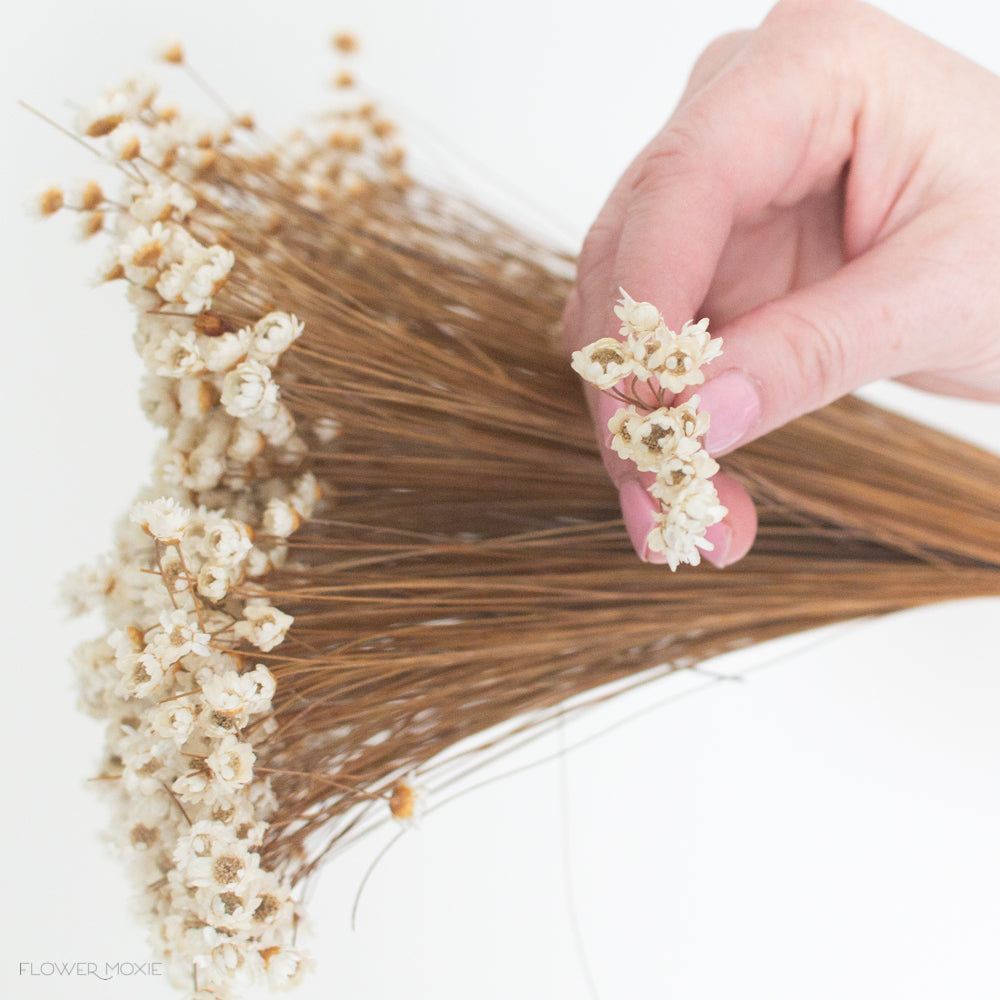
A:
19;960;163;980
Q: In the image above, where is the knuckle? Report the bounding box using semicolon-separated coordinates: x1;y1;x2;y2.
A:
629;124;704;205
577;217;617;278
686;30;751;92
780;305;853;405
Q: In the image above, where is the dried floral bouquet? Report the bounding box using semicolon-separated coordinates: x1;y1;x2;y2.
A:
33;37;1000;1000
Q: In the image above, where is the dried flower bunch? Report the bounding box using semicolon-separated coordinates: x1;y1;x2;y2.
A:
37;34;1000;1000
572;289;726;568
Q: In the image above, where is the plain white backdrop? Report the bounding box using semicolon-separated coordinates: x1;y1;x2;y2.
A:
3;1;999;998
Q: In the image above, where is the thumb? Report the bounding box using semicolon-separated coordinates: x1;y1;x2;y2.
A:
696;223;972;455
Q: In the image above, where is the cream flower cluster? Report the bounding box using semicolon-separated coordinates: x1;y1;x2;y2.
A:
68;496;313;998
54;72;330;1000
571;290;727;570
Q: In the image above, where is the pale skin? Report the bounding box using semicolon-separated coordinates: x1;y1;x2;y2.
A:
563;0;1000;566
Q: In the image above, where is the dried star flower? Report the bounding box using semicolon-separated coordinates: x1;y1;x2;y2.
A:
206;735;256;791
28;183;64;217
248;312;304;363
572;290;725;569
131;497;191;542
221;360;279;419
235;605;293;652
570;336;636;389
614;288;663;336
389;773;426;826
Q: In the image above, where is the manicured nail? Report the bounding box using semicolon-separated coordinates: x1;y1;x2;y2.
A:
619;479;667;563
699;370;762;454
701;520;732;568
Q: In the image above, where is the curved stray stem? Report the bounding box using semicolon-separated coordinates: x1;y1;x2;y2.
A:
351;826;408;931
558;715;602;1000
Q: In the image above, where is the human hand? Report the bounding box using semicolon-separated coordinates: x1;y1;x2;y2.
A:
563;0;1000;567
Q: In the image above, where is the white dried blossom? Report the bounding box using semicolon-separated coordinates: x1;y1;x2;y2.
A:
263;542;288;570
61;560;114;616
148;698;198;745
173;820;259;896
220;360;279;419
311;415;340;443
648;449;720;502
276;434;308;467
203;941;257;986
626;408;692;472
71;637;120;717
171;764;213;804
108;122;142;160
669;395;711;440
265;946;309;989
126;283;162;313
570;337;635;390
176;377;215;418
118;73;160;116
248;776;279;820
673;475;728;525
118;222;168;285
254;403;296;446
122;648;172;700
134;311;176;355
576;290;726;571
248;311;304;362
645;479;728;570
139;375;181;427
655;320;723;393
121;732;181;796
156;243;235;313
226;424;265;463
185;444;226;491
153;608;212;662
145;327;206;378
262;498;300;538
389;772;427;827
197;563;232;602
607;405;643;463
65;178;104;211
200;670;260;728
25;181;66;219
244;547;272;579
291;472;322;518
206;734;256;790
197;326;252;373
129;181;197;224
244;871;295;929
197;881;258;933
614;288;663;337
203;517;253;567
153;442;189;488
130;497;191;542
75;90;129;137
199;704;242;739
235;604;293;652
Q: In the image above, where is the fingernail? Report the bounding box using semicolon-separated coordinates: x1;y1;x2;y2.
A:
701;520;732;568
699;370;762;454
619;479;667;563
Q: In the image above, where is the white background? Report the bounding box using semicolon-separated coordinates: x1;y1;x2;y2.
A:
2;1;999;998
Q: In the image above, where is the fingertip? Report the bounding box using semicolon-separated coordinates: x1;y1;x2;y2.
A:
705;471;758;567
618;479;667;563
699;369;763;455
701;520;733;568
